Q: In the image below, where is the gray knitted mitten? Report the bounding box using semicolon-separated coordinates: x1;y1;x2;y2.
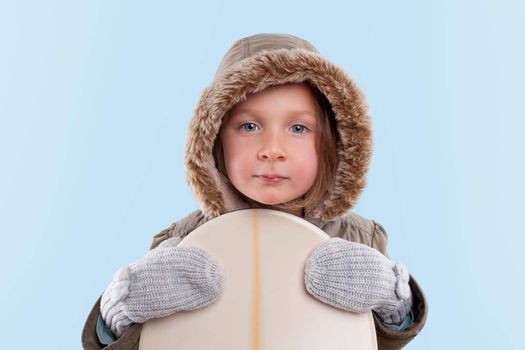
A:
304;237;412;324
100;236;224;338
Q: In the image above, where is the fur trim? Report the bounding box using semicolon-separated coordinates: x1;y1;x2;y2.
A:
185;46;373;222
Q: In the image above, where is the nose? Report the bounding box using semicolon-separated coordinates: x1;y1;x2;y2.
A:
257;132;287;162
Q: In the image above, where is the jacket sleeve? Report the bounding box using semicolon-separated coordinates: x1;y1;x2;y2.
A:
371;221;428;350
81;295;141;350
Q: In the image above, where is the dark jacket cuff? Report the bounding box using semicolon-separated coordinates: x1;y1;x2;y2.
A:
82;295;142;350
373;274;428;350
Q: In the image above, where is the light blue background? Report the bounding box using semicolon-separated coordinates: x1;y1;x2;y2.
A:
1;0;523;348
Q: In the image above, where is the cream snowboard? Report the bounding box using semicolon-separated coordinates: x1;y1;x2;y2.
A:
139;208;377;350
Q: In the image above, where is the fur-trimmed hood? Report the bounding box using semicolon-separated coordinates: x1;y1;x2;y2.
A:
185;33;373;223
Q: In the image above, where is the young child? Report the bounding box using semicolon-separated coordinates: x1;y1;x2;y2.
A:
82;33;428;350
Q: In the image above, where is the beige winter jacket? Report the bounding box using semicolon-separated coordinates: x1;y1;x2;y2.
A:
82;33;428;349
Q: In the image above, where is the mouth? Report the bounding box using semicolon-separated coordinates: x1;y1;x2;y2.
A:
256;174;288;184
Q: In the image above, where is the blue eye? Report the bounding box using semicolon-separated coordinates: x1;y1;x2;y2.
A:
240;122;259;132
290;124;308;134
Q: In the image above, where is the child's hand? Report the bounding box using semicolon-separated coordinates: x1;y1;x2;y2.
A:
304;237;412;324
100;236;224;338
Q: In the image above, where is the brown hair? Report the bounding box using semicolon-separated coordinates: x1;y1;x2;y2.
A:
213;81;339;217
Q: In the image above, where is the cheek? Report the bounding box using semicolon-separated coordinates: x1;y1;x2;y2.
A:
222;139;251;179
291;142;319;177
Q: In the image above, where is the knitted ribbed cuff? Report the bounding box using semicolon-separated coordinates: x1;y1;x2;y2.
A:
100;266;134;337
373;263;413;324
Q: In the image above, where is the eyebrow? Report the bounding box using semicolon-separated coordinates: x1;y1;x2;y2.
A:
234;108;316;117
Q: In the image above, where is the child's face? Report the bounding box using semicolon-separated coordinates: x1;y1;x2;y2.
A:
220;83;319;206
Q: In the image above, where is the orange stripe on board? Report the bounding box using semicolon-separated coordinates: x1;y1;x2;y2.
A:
251;210;262;350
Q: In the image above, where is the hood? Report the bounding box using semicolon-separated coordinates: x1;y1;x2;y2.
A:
185;33;373;222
